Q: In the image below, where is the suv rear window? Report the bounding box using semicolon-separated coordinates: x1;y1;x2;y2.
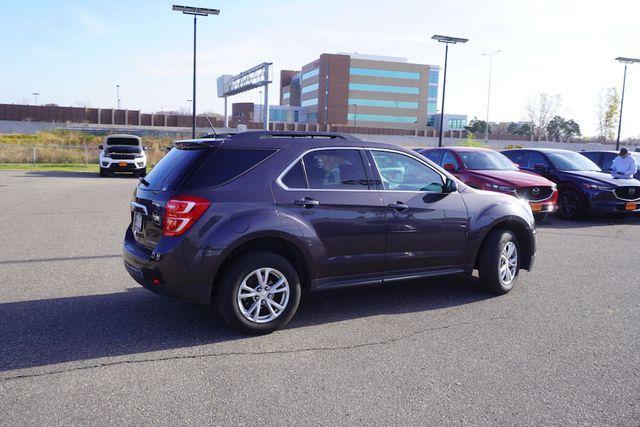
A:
184;148;277;190
143;147;206;191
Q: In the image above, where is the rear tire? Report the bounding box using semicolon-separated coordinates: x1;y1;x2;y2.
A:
216;252;301;335
478;229;520;295
558;189;584;220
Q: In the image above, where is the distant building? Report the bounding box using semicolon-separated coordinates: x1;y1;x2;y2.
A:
428;113;468;132
232;102;303;124
279;53;440;129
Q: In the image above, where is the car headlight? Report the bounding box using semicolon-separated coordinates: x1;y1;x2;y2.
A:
486;183;516;192
550;184;557;192
583;183;613;191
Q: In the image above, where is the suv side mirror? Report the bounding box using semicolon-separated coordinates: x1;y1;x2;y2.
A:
534;164;547;173
443;177;457;193
98;145;104;150
443;163;457;173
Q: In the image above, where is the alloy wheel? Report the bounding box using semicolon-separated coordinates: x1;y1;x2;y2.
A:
499;241;518;286
237;268;290;324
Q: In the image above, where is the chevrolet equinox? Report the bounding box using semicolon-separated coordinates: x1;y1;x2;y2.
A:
123;131;536;334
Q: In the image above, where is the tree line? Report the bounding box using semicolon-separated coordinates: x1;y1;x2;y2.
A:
465;88;621;142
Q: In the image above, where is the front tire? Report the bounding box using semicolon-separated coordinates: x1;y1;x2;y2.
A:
478;229;520;294
216;252;301;335
558;189;584;220
99;167;109;177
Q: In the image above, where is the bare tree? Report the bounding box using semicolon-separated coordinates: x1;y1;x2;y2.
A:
595;87;619;142
525;93;561;140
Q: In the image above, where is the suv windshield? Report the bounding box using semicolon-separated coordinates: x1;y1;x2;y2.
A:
107;137;140;146
458;151;517;170
547;152;601;171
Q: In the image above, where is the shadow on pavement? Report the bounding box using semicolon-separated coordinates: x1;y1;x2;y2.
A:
536;214;639;230
0;274;490;372
20;171;138;179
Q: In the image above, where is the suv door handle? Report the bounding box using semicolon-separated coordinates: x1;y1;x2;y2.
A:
387;202;409;212
293;198;320;208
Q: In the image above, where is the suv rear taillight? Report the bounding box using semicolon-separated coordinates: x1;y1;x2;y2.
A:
162;196;210;237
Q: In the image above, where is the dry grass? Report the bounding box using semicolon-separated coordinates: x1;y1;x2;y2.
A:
0;130;173;165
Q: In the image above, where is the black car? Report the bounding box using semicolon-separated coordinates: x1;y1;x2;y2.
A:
580;150;640;180
502;148;640;219
124;131;537;334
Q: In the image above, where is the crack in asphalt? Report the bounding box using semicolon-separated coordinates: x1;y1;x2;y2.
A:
0;316;512;383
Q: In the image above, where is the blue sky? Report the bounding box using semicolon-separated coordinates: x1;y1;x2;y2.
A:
1;0;639;138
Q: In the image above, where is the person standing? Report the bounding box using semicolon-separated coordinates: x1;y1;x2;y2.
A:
611;147;638;179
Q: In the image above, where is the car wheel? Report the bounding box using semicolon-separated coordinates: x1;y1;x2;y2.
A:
558;189;584;220
478;229;520;294
99;167;109;177
216;252;301;335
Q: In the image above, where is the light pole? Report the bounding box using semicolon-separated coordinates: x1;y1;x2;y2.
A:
353;104;358;128
173;5;220;138
431;34;468;147
614;57;640;150
116;85;120;109
32;92;39;106
482;50;501;143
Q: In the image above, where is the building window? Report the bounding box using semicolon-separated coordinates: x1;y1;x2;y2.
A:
348;98;418;109
349;67;420;80
429;70;439;85
427;101;437;114
307;113;318;122
301;83;319;94
301;68;319;81
448;119;467;129
347;113;417;123
301;98;318;107
428;86;438;99
349;83;420;95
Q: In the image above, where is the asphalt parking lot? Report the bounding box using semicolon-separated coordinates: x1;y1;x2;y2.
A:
0;170;638;425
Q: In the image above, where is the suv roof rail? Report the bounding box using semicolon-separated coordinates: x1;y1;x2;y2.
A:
228;131;361;141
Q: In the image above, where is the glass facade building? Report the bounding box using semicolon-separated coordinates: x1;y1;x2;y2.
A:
278;53;465;129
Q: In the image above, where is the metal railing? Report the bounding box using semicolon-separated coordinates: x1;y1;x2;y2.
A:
0;144;167;165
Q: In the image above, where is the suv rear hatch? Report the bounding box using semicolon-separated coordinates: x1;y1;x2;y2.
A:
130;141;277;250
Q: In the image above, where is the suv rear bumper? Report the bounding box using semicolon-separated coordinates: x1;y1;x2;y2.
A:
122;227;217;305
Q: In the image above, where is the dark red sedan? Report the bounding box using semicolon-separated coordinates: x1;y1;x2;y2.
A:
419;146;558;216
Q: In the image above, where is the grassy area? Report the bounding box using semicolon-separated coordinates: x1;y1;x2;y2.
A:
0;163;100;172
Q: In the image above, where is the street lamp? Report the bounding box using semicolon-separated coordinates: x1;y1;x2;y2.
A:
32;92;39;106
482;50;501;143
614;56;640;150
172;4;220;138
116;84;121;109
431;34;468;147
352;104;358;128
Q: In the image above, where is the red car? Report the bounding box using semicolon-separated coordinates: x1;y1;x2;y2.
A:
419;147;558;216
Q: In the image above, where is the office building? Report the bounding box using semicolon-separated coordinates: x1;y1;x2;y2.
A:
280;53;440;129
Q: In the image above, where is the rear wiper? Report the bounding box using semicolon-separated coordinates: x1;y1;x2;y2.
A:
139;177;150;187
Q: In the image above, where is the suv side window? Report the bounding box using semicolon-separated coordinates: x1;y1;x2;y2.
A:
302;149;369;190
601;153;615;172
526;152;551;169
441;151;460;170
281;160;308;189
371;150;444;192
504;150;529;167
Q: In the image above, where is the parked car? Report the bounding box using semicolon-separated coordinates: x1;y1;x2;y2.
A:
579;150;640;180
99;134;147;177
418;147;558;218
124;131;537;334
502;148;640;219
